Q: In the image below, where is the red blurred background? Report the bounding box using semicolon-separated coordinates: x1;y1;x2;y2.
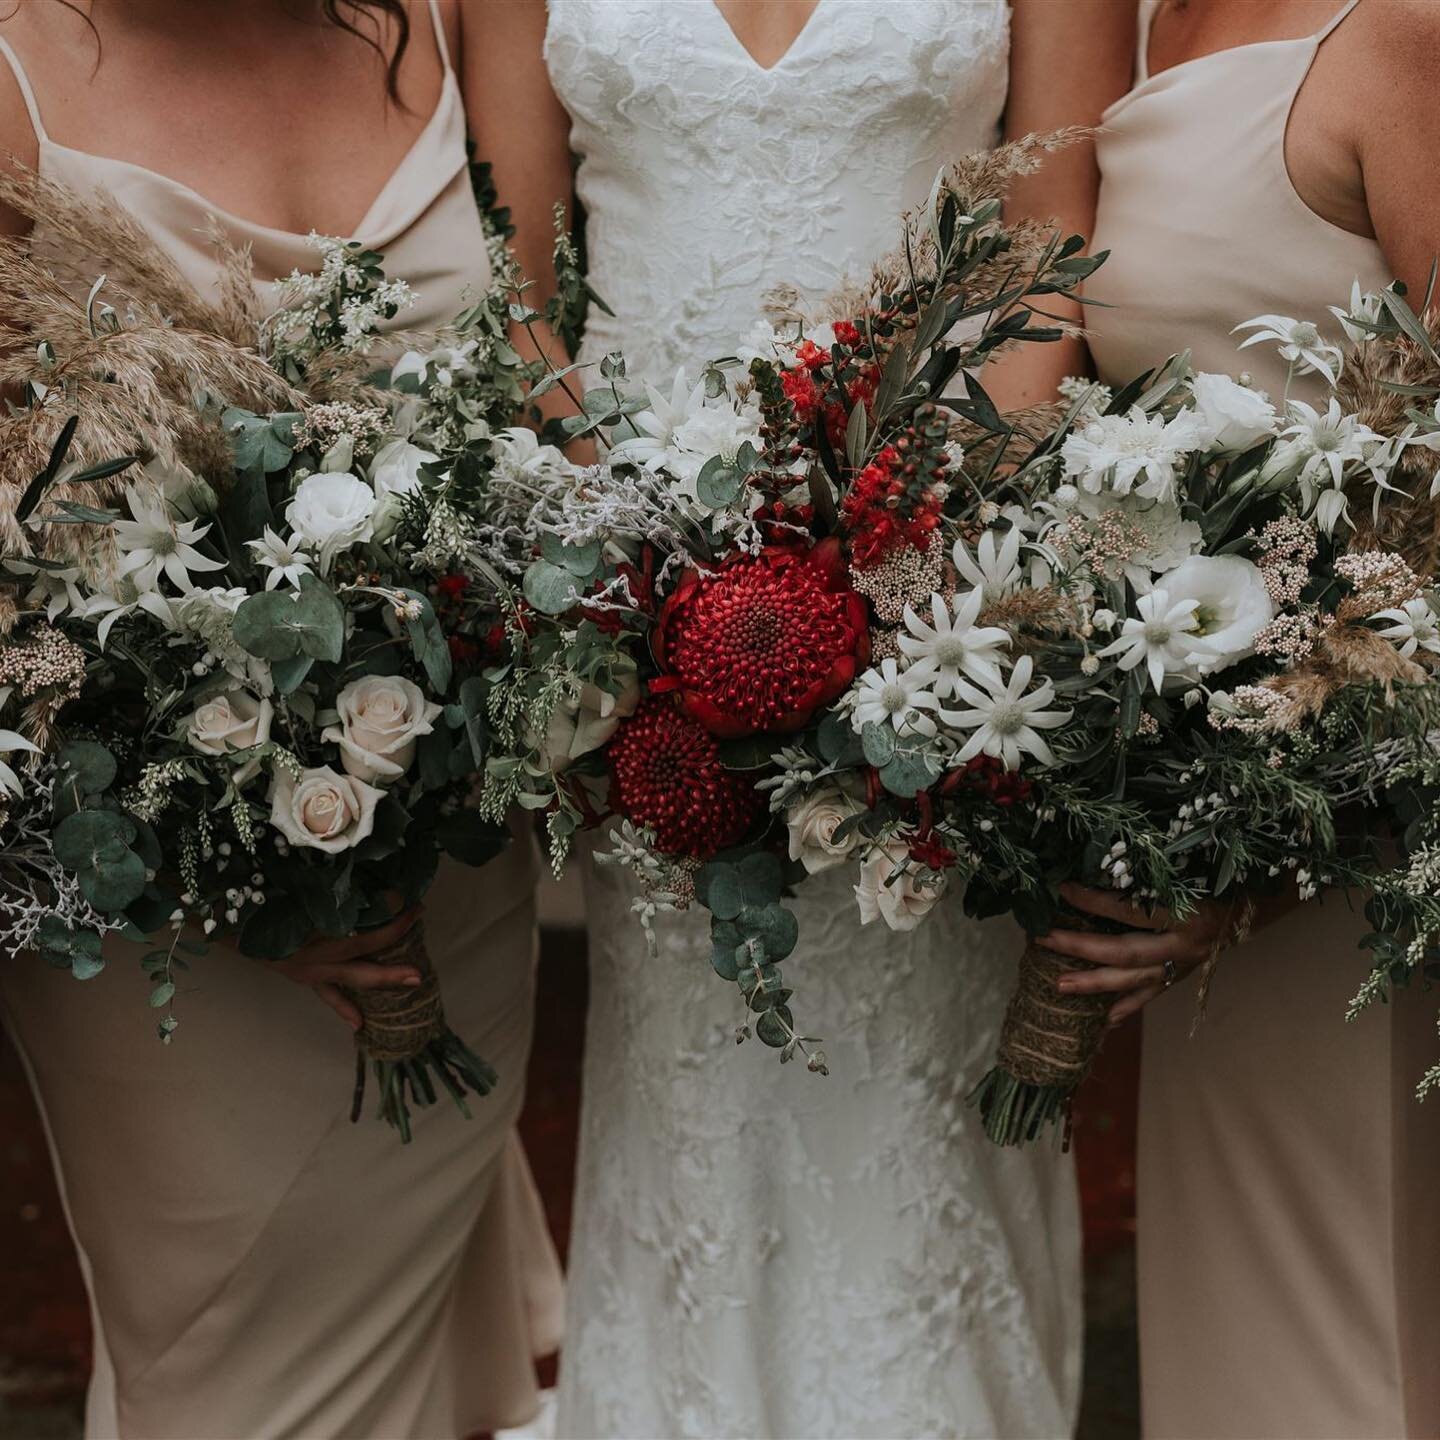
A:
0;930;1139;1438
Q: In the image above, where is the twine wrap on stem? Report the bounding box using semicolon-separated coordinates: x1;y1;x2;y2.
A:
344;920;498;1143
351;922;447;1062
969;904;1118;1147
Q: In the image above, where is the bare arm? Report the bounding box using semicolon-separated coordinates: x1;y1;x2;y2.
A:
985;0;1134;411
453;0;583;430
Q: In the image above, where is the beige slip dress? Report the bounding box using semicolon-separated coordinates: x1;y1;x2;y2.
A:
0;5;562;1437
1088;2;1440;1436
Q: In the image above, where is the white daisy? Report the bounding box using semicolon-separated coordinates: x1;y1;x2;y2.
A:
247;527;314;591
1059;407;1210;504
1099;588;1214;693
937;655;1071;770
1372;596;1440;658
849;657;942;738
83;573;175;648
113;486;228;592
1263;398;1384;533
898;588;1010;695
1233;314;1344;385
1329;280;1390;346
952;526;1025;601
608;370;761;489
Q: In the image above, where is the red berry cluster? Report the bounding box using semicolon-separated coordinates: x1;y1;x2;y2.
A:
948;754;1034;808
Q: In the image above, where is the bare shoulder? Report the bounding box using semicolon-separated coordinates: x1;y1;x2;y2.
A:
1348;0;1440;82
0;16;43;237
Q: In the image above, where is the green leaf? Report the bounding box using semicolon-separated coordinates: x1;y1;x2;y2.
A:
716;734;779;770
755;1006;795;1048
148;981;176;1008
540;533;602;577
710;918;743;980
737;902;798;962
220;469;275;559
34;915;104;978
270;654;315;695
879;749;939;798
697;861;743;920
224;408;298;473
817;712;863;765
233;574;344;662
239;898;313;959
15;415;78;524
696;454;744;509
436;809;509;866
56;740;116;796
735;850;784;906
861;722;897;767
400;589;452;694
523;560;583;615
52;808;134;870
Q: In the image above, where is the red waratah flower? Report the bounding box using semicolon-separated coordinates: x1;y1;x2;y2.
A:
608;697;764;858
652;537;870;738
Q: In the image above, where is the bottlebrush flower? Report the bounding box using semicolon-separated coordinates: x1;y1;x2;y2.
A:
841;444;947;569
653;538;869;737
607;697;764;858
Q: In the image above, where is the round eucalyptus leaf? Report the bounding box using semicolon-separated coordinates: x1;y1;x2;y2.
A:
736;850;784;906
522;560;583;616
698;861;743;921
52;808;135;871
56;740;116;795
861;722;898;766
710;918;743;981
540;532;602;578
78;847;146;913
880;749;940;798
35;915;105;977
738;902;799;962
756;1005;795;1048
696;454;743;509
233;577;344;662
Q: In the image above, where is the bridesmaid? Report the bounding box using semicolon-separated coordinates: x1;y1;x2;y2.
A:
1049;1;1440;1436
0;3;561;1437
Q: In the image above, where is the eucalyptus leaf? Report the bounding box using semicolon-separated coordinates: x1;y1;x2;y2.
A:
233;574;344;663
523;559;583;616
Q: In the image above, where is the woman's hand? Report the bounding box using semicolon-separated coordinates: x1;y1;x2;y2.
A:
1042;882;1248;1025
270;907;422;1031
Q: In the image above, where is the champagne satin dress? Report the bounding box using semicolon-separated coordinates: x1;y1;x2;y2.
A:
0;8;561;1437
1089;2;1440;1435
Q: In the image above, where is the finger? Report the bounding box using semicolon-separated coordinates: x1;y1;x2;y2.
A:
1038;928;1170;967
280;960;424;991
1108;982;1165;1025
1056;964;1164;996
328;908;423;963
1058;881;1169;932
313;982;363;1031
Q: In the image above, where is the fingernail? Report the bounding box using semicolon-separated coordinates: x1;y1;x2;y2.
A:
1056;976;1075;992
349;1016;363;1031
403;974;423;987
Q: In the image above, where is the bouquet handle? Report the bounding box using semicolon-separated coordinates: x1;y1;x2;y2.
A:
347;920;498;1143
968;904;1114;1147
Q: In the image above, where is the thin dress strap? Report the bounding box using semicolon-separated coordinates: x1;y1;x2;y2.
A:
1133;0;1164;85
1315;0;1363;42
425;0;453;76
0;34;48;144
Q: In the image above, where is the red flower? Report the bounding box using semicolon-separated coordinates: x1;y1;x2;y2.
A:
608;697;764;858
840;443;946;570
832;319;863;348
942;754;1034;808
434;574;469;601
653;538;870;737
781;366;821;422
795;339;830;371
908;835;958;870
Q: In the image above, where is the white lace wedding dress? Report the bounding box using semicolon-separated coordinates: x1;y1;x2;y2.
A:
544;4;1081;1436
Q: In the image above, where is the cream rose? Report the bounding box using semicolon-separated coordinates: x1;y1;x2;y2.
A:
1191;372;1280;453
323;674;442;784
184;688;273;783
284;471;376;571
370;438;439;503
854;841;946;932
538;673;641;772
786;784;863;875
269;765;383;854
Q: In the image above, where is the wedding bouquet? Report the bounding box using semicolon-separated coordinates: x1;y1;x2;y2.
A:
0;170;582;1138
475;139;1440;1132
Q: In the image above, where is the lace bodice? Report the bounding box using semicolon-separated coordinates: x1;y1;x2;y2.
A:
546;6;1082;1436
545;0;1010;381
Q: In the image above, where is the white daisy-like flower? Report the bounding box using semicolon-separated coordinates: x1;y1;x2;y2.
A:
898;588;1010;695
937;654;1071;770
113;486;228;592
83;572;175;648
1233;314;1344;385
246;527;314;591
608;370;762;490
1099;588;1214;693
10;559;85;621
0;715;39;802
1329;280;1390;345
1372;596;1440;658
1059;407;1210;503
1263;398;1384;533
952;526;1025;601
849;657;941;738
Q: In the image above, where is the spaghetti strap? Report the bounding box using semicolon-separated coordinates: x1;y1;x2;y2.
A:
425;0;453;76
1315;0;1363;42
0;34;47;144
1134;0;1163;84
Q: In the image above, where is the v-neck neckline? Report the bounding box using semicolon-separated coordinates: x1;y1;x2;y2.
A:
708;0;827;73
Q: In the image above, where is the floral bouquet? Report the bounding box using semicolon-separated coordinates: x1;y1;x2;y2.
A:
475;140;1440;1135
0;169;583;1138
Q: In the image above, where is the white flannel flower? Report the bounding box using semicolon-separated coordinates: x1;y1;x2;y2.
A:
1329;279;1389;345
937;654;1071;770
1059;406;1210;503
1372;596;1440;658
609;370;762;491
113;486;228;591
11;559;85;621
849;657;941;738
1233;314;1344;385
1264;398;1384;533
83;572;175;648
898;588;1010;695
1099;588;1214;692
952;526;1025;601
246;527;314;590
0;720;40;801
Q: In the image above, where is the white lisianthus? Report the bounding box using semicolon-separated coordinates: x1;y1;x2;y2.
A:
269;765;384;854
537;672;641;772
322;674;442;784
1059;407;1210;503
285;472;377;570
854;840;946;931
370;438;438;502
1158;555;1275;675
786;784;864;875
1190;372;1279;452
184;689;273;784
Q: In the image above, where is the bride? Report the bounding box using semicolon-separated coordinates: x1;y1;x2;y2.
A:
486;2;1130;1434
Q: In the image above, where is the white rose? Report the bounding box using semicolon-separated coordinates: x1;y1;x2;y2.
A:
1191;372;1280;452
1153;554;1275;677
854;841;946;932
322;674;442;784
184;688;273;784
537;672;641;772
370;438;439;502
269;765;384;854
786;785;864;875
284;472;376;571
